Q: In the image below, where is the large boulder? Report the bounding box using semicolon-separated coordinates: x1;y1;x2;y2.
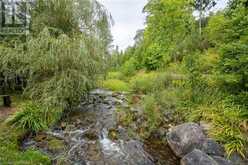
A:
167;123;206;157
181;149;218;165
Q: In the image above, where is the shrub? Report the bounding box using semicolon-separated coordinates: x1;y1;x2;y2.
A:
155;89;179;110
143;95;162;132
121;57;137;76
106;71;124;80
102;79;130;92
218;43;248;92
143;43;164;70
7;102;62;132
130;72;159;94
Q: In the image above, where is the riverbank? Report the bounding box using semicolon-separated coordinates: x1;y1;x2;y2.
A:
0;96;50;164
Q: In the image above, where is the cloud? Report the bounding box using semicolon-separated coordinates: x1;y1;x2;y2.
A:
99;0;147;50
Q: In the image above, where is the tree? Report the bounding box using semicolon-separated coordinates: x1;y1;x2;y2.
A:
141;0;195;68
30;0;113;47
193;0;217;35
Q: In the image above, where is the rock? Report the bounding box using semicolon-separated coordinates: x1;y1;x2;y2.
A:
181;149;218;165
85;142;102;161
34;133;47;142
117;126;129;140
212;156;233;165
229;152;248;165
47;138;65;153
76;119;82;125
201;138;225;157
167;123;206;157
83;129;99;140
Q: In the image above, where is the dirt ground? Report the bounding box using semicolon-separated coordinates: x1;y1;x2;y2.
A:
0;106;17;119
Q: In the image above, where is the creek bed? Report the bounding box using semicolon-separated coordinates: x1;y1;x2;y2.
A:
21;89;179;165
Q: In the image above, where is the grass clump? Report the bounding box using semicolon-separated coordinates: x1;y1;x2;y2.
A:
185;100;248;158
102;79;130;92
7;102;62;132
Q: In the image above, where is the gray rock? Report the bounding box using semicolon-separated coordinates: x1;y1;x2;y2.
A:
181;149;218;165
202;138;225;157
229;152;248;165
167;123;206;157
212;156;233;165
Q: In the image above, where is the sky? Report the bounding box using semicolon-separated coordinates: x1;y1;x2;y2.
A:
99;0;228;50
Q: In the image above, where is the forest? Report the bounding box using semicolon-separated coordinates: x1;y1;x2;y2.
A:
0;0;247;164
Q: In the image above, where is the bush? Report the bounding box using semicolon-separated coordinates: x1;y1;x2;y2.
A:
106;71;124;80
8;102;62;132
102;79;130;92
121;57;137;76
218;43;248;92
155;89;179;110
130;72;159;94
143;43;164;70
143;95;162;132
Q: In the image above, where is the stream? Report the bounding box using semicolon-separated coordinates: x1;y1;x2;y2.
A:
22;89;179;165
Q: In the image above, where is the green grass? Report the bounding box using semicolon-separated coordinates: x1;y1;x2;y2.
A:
7;102;62;132
0;122;51;165
101;79;130;92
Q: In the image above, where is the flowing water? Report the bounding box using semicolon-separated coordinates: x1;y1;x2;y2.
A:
22;89;179;165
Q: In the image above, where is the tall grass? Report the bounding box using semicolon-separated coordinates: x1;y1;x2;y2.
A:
7;102;62;132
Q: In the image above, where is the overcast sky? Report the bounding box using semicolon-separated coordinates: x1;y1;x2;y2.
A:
99;0;228;50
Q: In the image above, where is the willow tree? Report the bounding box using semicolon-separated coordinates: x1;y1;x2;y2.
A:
0;0;113;109
30;0;113;47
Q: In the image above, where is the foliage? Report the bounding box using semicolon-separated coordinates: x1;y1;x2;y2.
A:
141;0;195;67
121;57;137;76
7;102;62;132
143;43;164;70
31;0;113;46
101;79;130;92
1;28;107;109
218;43;248;92
142;95;162;132
25;30;106;108
205;12;227;46
106;72;124;80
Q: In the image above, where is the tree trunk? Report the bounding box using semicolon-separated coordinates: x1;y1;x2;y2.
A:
3;95;11;107
199;0;203;36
